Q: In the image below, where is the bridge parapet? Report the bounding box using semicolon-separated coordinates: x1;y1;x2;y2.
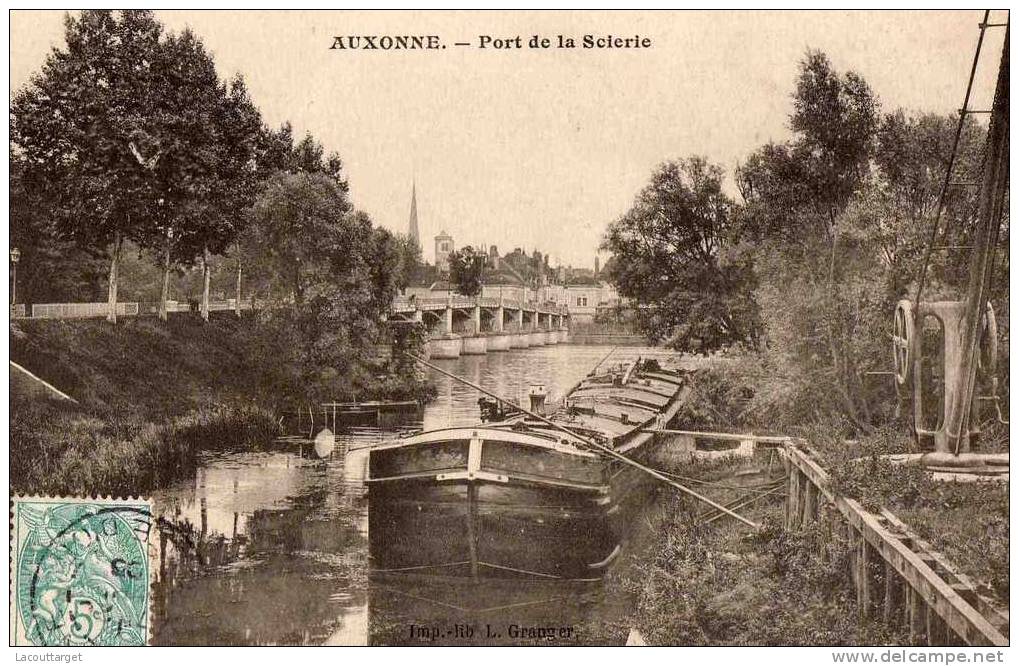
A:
391;294;569;318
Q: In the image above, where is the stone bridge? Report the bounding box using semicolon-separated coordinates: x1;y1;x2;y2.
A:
389;295;570;358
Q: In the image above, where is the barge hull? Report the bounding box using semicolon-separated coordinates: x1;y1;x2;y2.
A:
368;362;689;580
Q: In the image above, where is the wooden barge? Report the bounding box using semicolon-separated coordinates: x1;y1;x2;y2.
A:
367;359;691;580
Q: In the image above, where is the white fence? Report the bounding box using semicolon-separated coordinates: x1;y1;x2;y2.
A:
27;299;257;320
31;302;140;319
137;299;250;315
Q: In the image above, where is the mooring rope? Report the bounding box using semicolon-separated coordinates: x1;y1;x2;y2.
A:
370;560;472;573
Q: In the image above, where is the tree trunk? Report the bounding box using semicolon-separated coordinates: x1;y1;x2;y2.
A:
201;245;211;322
235;256;242;318
106;231;122;324
159;237;172;322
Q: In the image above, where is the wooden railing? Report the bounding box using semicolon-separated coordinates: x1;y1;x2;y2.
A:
782;443;1008;646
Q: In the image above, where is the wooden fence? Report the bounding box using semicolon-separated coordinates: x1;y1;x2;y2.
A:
782;443;1008;646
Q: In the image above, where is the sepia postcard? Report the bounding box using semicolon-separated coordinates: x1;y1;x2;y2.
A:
6;7;1011;658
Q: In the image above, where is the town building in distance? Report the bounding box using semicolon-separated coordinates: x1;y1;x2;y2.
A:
400;185;628;325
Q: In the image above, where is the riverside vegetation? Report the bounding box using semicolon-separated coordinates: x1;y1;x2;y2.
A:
10;314;434;497
599;45;1008;643
615;455;910;646
620;445;1006;645
617;365;1008;645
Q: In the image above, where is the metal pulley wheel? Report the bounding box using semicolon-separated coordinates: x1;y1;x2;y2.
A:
892;299;915;386
978;302;998;376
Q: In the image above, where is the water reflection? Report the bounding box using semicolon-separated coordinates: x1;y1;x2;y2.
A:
150;346;671;645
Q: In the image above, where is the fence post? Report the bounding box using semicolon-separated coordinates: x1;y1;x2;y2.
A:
883;560;903;627
785;466;800;529
856;535;872;620
908;586;925;644
926;605;946;646
802;481;818;526
794;470;807;528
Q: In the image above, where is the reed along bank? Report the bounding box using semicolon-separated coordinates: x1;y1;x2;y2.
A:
9;313;434;497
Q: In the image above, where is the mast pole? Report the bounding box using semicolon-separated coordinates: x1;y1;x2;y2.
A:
948;26;1009;454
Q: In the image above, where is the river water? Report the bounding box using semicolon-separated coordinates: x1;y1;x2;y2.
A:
149;344;674;646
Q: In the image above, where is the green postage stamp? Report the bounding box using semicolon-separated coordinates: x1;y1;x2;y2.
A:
10;496;153;646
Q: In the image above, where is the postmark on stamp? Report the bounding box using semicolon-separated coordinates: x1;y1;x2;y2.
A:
10;496;153;646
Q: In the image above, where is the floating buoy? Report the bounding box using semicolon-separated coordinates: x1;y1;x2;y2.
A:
314;427;336;458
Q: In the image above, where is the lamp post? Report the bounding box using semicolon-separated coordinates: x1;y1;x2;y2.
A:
10;247;20;306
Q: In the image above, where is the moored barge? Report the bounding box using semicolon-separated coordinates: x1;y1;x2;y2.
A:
367;358;691;580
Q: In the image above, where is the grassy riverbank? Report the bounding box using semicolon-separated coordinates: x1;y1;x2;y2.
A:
615;455;909;645
9;314;433;496
618;368;1008;645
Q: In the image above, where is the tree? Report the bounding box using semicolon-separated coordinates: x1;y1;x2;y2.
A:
135;30;262;321
11;10;167;322
602;157;758;351
790;51;878;224
245;172;353;308
393;233;423;292
259;123;349;188
735;50;883;431
241;171;412;397
873;111;987;298
10;12;263;323
448;246;486;297
230;124;351;314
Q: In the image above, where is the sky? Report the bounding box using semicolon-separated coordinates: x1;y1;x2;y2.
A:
9;10;1006;268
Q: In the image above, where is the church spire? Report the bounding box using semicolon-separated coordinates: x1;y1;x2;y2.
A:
408;181;421;250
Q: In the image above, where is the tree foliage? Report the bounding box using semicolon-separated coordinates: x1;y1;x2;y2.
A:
259;122;349;188
734;51;886;430
240;172;404;394
735;51;1000;433
606;49;1004;435
602;157;758;351
9;9;432;405
392;232;424;291
10;11;262;320
11;11;167;320
448;245;486;297
10;157;108;303
141;29;262;319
